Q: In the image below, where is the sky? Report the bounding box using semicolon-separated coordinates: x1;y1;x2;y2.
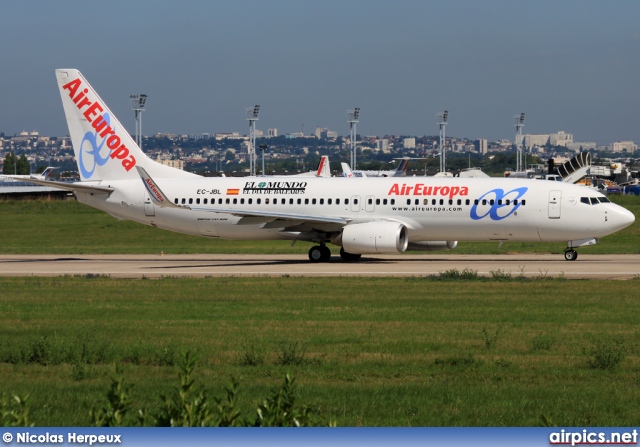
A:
1;0;640;145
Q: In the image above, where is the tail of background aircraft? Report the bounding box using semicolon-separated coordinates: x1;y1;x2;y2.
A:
31;167;57;180
55;69;196;182
394;157;410;176
315;155;331;177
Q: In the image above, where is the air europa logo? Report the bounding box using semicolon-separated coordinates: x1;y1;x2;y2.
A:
388;183;469;200
62;78;136;178
470;187;528;221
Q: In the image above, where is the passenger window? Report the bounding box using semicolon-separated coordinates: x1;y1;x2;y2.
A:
336;198;340;205
290;198;294;205
482;199;487;205
375;199;380;205
204;198;208;205
196;198;200;204
415;199;419;205
439;199;444;205
522;200;526;206
265;198;270;204
312;198;317;205
176;198;180;204
272;198;277;205
320;198;325;205
354;198;359;205
383;199;387;205
345;198;349;205
449;200;453;205
457;199;461;205
432;199;436;205
506;199;510;205
328;198;332;205
305;198;309;205
498;200;502;205
257;198;261;204
241;198;245;204
368;198;373;205
233;198;237;204
474;199;479;205
423;199;428;205
390;199;395;205
513;199;518;205
406;199;411;205
225;198;230;204
465;199;470;205
490;200;495;205
248;198;252;204
297;198;301;204
189;198;193;205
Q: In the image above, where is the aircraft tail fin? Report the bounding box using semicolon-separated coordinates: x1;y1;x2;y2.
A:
315;155;331;177
30;167;57;180
341;162;354;178
395;157;410;175
55;69;196;182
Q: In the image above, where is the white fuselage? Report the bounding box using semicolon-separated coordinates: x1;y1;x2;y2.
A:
76;175;634;245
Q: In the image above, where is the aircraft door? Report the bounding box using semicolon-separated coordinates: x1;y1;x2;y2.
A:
350;195;361;212
548;190;561;219
365;195;375;212
143;191;155;217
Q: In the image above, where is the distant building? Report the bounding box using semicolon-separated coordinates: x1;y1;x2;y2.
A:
156;155;184;170
549;131;573;146
609;141;637;153
403;138;415;149
566;142;596;152
267;128;278;137
315;127;328;139
377;139;390;153
474;139;488;154
523;134;550;148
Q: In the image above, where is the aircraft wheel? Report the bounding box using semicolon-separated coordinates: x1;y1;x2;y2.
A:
319;245;332;262
340;247;362;262
309;246;324;263
564;249;578;261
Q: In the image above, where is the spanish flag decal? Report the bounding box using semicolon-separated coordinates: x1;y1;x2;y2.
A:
226;188;240;195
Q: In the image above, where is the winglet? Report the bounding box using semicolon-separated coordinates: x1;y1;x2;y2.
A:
136;166;186;209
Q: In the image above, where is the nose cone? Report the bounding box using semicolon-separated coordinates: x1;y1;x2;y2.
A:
611;205;635;233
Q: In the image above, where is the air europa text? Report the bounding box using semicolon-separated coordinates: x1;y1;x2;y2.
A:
62;78;136;172
388;183;469;199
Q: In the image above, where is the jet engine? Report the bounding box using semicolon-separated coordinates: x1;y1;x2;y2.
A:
407;241;458;251
341;221;409;254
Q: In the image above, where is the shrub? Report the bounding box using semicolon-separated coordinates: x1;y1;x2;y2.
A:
584;337;626;370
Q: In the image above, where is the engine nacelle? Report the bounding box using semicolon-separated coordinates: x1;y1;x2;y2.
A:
341;221;409;254
407;241;458;251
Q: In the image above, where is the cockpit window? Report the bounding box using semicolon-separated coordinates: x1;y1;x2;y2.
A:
599;197;611;203
580;197;589;204
590;197;599;205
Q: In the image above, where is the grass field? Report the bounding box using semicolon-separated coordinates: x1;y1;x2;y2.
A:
1;276;639;426
1;198;639;427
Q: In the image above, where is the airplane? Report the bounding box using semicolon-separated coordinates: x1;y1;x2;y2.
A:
342;157;410;177
21;69;635;263
292;155;331;177
0;167;58;182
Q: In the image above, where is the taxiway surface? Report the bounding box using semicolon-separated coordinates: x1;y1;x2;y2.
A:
1;254;639;279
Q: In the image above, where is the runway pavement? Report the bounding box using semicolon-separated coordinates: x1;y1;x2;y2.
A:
1;253;639;279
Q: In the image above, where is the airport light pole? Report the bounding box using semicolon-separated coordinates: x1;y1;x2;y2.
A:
130;94;147;149
259;144;267;176
246;105;260;176
347;108;360;170
437;110;448;174
514;113;525;172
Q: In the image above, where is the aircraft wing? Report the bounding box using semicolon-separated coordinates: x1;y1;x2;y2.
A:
7;177;114;194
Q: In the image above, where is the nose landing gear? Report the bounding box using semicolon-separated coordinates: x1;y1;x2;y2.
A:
564;249;578;261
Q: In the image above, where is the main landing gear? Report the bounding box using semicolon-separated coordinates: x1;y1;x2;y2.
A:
308;245;363;263
308;245;331;263
564;249;578;261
